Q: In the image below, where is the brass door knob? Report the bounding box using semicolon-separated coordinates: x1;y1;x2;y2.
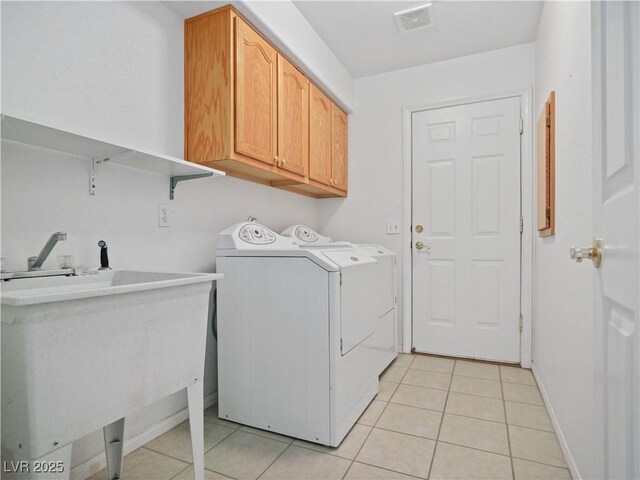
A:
415;225;424;233
415;241;425;250
570;238;602;268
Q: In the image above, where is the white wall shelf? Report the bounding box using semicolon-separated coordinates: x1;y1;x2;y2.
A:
1;115;225;199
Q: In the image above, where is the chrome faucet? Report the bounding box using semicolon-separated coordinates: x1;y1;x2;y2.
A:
28;231;67;270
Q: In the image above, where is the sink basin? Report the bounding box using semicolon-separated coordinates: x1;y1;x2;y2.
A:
1;269;222;472
1;269;220;307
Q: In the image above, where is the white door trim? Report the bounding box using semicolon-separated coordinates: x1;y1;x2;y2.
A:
401;88;534;367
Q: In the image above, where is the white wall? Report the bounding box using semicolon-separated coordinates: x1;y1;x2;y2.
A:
317;43;535;350
235;1;354;112
0;1;320;471
532;2;595;478
161;1;355;112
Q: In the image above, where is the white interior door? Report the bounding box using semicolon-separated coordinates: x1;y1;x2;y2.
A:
591;2;639;478
412;97;521;362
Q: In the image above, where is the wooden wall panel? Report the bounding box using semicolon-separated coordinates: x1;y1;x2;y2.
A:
537;91;556;237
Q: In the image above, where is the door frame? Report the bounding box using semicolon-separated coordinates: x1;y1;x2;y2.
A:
401;88;534;367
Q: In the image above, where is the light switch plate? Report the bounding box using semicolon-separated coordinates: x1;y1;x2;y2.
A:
386;220;400;235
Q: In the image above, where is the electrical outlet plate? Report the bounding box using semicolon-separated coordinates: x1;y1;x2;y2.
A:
158;203;173;227
386;221;400;235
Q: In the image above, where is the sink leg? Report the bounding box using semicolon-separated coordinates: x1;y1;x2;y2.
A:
187;380;205;480
103;417;125;480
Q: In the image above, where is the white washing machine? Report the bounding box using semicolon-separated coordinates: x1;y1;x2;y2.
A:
216;221;379;446
282;225;398;374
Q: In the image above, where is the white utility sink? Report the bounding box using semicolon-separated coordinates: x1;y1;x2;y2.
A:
1;269;219;306
1;269;222;479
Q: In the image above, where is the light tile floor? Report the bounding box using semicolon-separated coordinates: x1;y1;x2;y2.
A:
88;354;571;480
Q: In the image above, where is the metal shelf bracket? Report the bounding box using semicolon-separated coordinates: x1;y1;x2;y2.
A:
89;150;134;196
89;157;110;196
170;173;213;200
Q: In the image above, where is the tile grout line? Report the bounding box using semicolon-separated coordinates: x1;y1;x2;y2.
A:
144;424;236;466
508;456;573;471
499;369;516;480
255;442;293;480
383;405;555;434
410;363;536;385
346;355;420;480
397;375;545;408
169;462;192;480
435;439;512;459
203;428;292;480
140;446;192;467
347;459;425;479
425;359;456;479
342;379;395;480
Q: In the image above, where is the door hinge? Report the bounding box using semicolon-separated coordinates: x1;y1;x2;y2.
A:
520;216;524;233
519;314;523;331
519;117;524;134
339;272;342;285
546;115;551;127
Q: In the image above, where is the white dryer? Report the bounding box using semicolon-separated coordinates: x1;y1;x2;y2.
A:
282;225;398;373
216;221;379;446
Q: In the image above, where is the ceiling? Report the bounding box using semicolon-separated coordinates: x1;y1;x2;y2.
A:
294;1;543;78
164;1;230;19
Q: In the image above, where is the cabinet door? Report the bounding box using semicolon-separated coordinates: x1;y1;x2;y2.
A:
277;56;309;177
309;84;332;185
235;17;277;165
331;104;348;191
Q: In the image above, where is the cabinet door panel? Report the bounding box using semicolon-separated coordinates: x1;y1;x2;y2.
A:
235;17;277;164
278;57;309;177
309;84;332;185
332;104;348;191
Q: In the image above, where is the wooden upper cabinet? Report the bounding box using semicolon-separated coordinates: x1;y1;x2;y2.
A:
185;9;232;163
332;104;348;191
309;84;333;186
234;17;277;165
185;5;347;198
277;57;309;177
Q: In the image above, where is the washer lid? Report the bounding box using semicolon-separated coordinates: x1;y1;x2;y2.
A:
322;249;376;268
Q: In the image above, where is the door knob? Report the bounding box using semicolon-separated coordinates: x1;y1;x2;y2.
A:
415;241;425;250
570;238;602;268
415;225;424;233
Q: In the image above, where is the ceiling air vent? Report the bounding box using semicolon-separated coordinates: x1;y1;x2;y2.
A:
394;4;434;33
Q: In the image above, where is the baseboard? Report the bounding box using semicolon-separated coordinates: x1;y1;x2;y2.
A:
70;392;218;480
531;364;582;479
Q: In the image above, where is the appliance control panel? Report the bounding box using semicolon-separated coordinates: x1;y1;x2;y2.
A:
281;224;338;245
238;224;276;245
295;226;320;243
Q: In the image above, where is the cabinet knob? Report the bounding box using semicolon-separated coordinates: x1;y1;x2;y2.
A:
274;156;279;166
281;158;286;165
